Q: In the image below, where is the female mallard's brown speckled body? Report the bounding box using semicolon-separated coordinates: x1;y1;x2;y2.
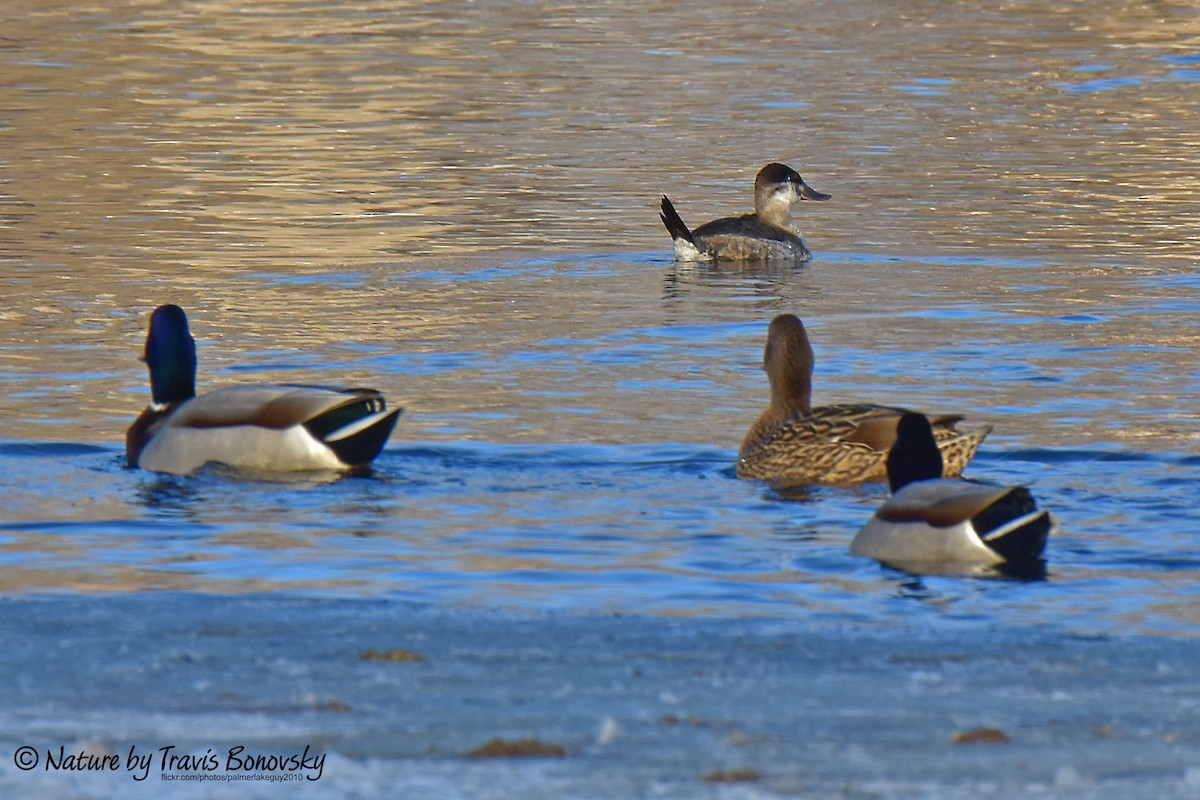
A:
735;314;990;487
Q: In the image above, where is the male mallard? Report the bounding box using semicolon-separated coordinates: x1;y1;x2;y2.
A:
736;314;989;486
851;412;1052;573
660;163;830;262
126;304;402;475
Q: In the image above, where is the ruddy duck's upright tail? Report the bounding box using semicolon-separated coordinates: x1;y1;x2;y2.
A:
659;196;695;246
660;196;708;261
662;195;700;245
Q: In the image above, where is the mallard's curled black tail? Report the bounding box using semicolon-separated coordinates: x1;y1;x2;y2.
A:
974;489;1052;566
304;394;403;469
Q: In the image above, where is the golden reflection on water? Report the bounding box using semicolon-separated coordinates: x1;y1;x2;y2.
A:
2;0;1199;450
5;0;1198;263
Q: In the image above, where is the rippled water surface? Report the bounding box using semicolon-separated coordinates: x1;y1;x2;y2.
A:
3;1;1200;630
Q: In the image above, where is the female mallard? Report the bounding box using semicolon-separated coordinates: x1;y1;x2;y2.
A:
851;412;1051;573
736;314;989;486
659;162;830;263
126;304;402;475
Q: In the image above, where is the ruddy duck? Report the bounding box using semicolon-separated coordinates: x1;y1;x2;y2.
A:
659;162;830;262
127;304;401;475
736;314;990;487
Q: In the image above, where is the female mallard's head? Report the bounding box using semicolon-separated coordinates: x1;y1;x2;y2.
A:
763;313;815;417
144;304;196;407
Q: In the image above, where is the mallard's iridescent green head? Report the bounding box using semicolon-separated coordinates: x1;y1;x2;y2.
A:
144;304;196;406
886;412;945;492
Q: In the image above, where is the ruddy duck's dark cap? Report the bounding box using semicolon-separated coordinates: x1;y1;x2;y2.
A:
756;163;831;200
757;163;800;184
